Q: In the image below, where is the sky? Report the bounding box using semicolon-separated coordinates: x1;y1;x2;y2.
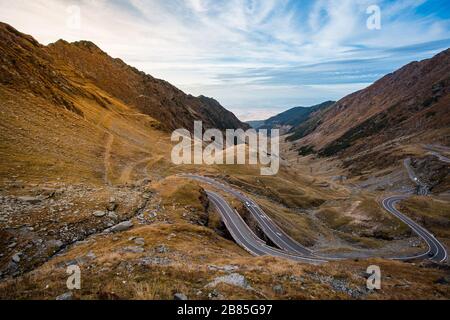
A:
1;0;449;121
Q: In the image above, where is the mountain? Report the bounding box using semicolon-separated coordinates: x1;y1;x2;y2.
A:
0;22;247;133
294;49;450;160
246;120;265;129
253;101;335;134
0;21;250;187
286;103;334;143
1;22;449;300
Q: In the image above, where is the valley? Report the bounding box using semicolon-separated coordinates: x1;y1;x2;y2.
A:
0;22;449;300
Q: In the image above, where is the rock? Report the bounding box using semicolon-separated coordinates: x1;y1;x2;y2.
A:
18;196;42;204
122;246;144;254
48;240;64;250
40;188;56;198
435;277;449;285
86;251;97;260
107;211;118;220
174;293;188;301
7;242;17;249
93;210;106;217
108;221;133;233
12;253;22;263
208;265;239;272
206;273;252;290
107;203;118;212
208;289;224;300
273;284;284;294
56;292;73;300
155;245;168;254
134;238;145;246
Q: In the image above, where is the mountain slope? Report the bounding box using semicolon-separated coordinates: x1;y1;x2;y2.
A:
0;22;247;133
295;49;450;159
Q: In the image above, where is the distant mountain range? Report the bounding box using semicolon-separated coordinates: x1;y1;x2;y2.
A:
246;101;335;134
247;48;450;172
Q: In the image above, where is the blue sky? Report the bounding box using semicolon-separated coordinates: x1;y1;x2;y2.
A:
1;0;449;120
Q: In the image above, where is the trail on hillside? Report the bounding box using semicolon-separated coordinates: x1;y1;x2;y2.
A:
94;105;173;187
118;157;154;185
103;133;114;186
95;112;115;186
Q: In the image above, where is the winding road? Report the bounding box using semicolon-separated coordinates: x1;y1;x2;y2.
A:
207;191;326;264
404;158;429;196
382;196;447;263
423;144;450;164
182;173;448;264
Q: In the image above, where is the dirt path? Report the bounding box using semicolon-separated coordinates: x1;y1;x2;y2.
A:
103;133;114;186
118;156;154;184
98;110;168;186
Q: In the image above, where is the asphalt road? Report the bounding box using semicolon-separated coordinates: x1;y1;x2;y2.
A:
184;174;316;257
207;191;327;264
404;158;429;196
182;174;447;264
424;144;450;164
382;196;447;263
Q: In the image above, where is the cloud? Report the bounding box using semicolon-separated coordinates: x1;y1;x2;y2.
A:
0;0;449;121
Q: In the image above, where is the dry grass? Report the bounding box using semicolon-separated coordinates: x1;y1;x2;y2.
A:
399;196;450;245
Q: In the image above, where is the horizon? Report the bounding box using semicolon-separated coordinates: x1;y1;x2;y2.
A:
1;0;449;121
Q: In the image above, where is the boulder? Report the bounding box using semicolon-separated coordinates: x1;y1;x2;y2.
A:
93;210;106;217
109;221;133;233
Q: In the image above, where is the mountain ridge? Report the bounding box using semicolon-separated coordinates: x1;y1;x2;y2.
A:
293;48;450;161
0;22;248;132
247;101;335;134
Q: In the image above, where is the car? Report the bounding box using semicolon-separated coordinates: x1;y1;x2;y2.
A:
428;252;435;258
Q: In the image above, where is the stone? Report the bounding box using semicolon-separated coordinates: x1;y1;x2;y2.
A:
109;221;133;233
206;273;252;290
140;256;171;266
107;211;118;220
86;251;97;260
7;242;17;249
435;277;449;285
174;293;188;301
208;265;238;272
107;203;118;212
134;238;145;246
93;210;106;217
56;292;73;300
273;284;284;294
12;253;21;263
18;196;42;205
155;244;169;254
122;246;145;254
48;240;64;250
